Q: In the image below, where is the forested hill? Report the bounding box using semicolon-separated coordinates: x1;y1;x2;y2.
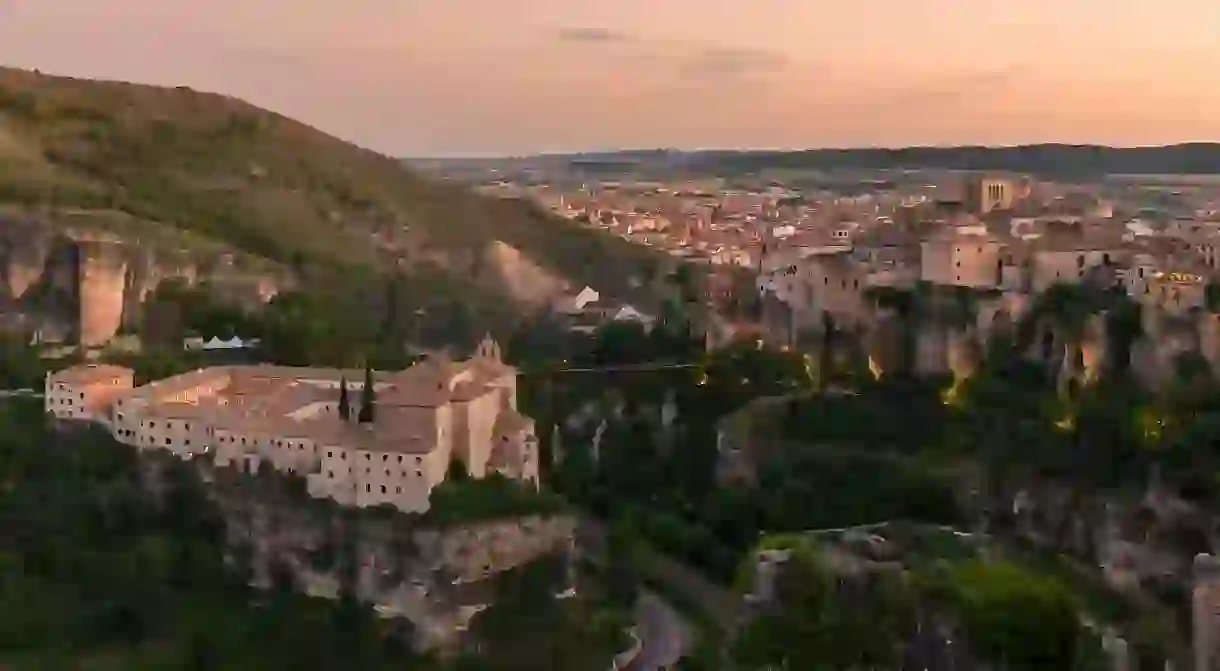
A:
0;67;665;331
671;144;1220;176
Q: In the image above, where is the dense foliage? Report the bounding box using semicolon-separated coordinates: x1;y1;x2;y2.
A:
731;547;1105;671
453;556;630;671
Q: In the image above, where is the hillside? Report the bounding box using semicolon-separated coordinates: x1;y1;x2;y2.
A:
0;67;664;338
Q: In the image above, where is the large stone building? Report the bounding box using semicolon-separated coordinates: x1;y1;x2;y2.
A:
920;225;1005;289
45;363;135;421
757;248;871;333
45;337;539;513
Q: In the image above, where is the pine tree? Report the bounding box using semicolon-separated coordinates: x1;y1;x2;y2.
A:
357;366;375;423
338;376;351;421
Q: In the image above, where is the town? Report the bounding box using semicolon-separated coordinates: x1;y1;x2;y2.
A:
465;170;1220;378
7;3;1220;668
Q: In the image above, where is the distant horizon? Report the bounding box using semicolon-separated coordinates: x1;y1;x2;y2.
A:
406;142;1220;162
3;1;1220;156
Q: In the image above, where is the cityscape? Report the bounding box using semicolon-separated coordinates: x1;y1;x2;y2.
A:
6;2;1220;671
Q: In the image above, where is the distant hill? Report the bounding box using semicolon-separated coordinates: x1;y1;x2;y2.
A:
634;144;1220;178
458;144;1220;179
683;144;1220;177
0;67;664;340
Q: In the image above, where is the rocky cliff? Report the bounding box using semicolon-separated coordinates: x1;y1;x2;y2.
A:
0;214;283;346
152;462;580;653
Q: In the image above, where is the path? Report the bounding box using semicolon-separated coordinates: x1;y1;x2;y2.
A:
0;389;42;399
627;590;692;671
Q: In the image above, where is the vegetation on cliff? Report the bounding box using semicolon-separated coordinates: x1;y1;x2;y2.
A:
0;66;666;342
528;311;1204;667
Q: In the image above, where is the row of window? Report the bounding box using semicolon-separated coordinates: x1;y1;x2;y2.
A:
324;450;424;466
326;468;424;479
143;420;192;431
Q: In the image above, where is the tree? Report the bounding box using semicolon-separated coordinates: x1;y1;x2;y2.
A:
338;376;351;422
950;560;1082;671
819;310;836;390
733;548;914;670
357;366;375;423
447;455;468;482
603;522;640;610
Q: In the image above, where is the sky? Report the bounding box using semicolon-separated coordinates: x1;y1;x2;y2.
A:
2;0;1219;156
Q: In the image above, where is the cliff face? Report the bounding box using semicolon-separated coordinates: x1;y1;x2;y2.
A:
187;466;577;652
0;217;279;346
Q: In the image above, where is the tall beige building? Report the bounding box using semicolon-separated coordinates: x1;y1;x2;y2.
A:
920;225;1005;289
46;337;539;513
965;176;1016;215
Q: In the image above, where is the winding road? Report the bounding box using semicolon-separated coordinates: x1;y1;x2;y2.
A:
627;590;692;671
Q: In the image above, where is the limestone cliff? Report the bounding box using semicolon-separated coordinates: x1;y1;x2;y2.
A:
187;464;578;652
0;214;283;346
482;240;571;307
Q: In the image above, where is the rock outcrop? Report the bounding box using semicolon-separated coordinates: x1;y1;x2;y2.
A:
0;216;282;346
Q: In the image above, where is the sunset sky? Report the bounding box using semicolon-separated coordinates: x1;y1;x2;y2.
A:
2;0;1219;156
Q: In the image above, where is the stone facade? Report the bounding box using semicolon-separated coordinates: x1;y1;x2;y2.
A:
46;338;539;513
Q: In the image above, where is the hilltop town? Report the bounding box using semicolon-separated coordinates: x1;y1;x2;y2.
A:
459;170;1220;378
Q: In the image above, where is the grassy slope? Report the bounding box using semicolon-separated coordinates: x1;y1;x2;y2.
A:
0;67;664;321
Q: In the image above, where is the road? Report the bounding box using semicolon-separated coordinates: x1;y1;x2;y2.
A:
0;389;42;399
627;590;691;671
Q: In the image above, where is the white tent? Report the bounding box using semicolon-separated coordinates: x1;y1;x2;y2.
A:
202;335;245;350
613;305;655;326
